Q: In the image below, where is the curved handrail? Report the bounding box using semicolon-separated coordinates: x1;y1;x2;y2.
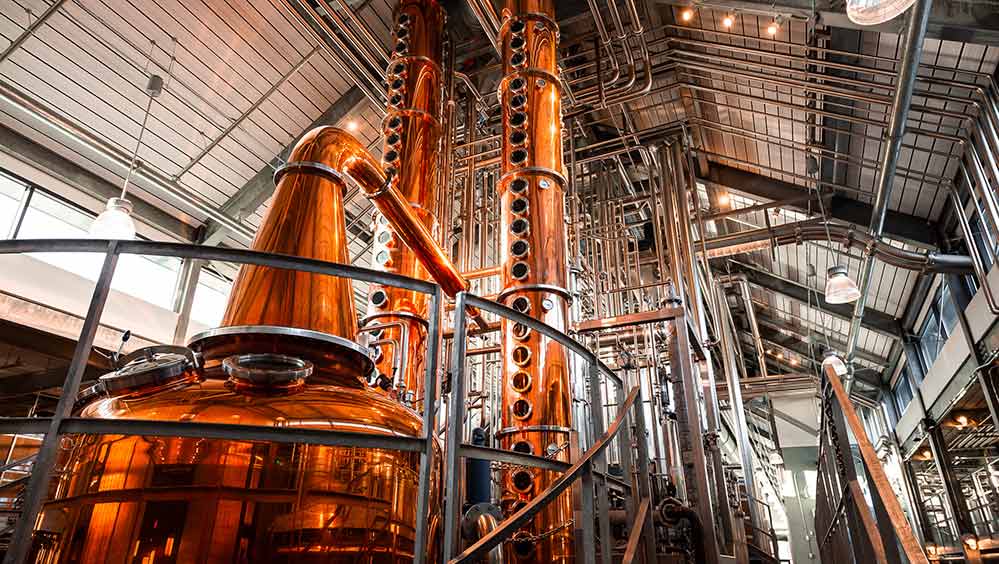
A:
0;238;445;564
463;293;622;386
450;385;641;563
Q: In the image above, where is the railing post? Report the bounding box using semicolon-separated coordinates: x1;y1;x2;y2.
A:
4;241;120;564
588;361;612;564
631;385;657;564
580;459;597;564
614;374;636;522
669;312;720;564
443;291;469;560
414;286;442;564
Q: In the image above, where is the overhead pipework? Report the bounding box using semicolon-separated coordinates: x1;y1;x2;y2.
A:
5;0;999;562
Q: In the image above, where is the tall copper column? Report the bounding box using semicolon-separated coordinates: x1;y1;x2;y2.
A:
497;1;574;561
365;0;446;405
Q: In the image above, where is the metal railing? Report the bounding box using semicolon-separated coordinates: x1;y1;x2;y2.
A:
0;238;444;564
746;494;780;558
444;291;657;564
0;239;662;564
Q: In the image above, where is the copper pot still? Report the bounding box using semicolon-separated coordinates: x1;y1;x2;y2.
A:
27;33;444;563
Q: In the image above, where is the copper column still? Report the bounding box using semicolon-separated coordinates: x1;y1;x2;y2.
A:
29;128;442;562
365;0;446;405
497;1;575;561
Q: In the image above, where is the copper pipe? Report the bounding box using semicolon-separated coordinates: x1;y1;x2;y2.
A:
497;1;574;561
463;266;501;280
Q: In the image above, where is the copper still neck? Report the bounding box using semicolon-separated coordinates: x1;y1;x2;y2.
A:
221;127;379;340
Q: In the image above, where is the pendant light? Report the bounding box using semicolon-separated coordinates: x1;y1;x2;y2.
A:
824;265;861;304
847;0;916;26
90;73;163;239
821;350;849;376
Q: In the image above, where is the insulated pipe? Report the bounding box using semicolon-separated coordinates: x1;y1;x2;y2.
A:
697;222;974;274
714;283;760;528
845;0;934;363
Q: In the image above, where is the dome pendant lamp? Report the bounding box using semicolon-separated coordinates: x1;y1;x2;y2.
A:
847;0;916;26
824;265;861;304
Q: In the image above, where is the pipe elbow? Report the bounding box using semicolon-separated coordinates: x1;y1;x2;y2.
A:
288;126;386;189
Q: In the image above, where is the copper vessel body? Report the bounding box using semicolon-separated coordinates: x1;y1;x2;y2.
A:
497;1;575;561
366;0;446;403
29;120;445;560
30;380;441;563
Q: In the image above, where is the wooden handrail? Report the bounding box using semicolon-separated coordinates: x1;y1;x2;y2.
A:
824;363;929;564
621;498;651;564
449;385;643;563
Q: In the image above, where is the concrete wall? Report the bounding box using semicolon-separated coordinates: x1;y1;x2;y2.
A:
0;253;209;349
782;446;821;564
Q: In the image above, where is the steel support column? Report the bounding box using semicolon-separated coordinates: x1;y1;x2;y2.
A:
925;421;983;562
845;0;934;362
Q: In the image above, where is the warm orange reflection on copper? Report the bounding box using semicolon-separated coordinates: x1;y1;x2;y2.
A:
497;0;575;561
222;128;360;341
29;70;446;560
31;380;441;562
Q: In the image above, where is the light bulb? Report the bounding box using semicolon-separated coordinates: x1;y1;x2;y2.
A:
767;20;780;35
847;0;916;25
90;197;136;240
346;120;360;132
718;193;730;206
790;358;799;366
776;352;784;360
822;351;848;376
722;14;734;28
824;265;861;304
681;8;694;22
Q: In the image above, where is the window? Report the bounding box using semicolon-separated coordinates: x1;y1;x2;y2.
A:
917;279;961;370
892;366;914;415
0;173;27;237
969;206;996;272
191;267;232;327
6;171;181;310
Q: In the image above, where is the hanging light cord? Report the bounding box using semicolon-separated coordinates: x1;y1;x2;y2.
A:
120;38;177;200
121;93;156;199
